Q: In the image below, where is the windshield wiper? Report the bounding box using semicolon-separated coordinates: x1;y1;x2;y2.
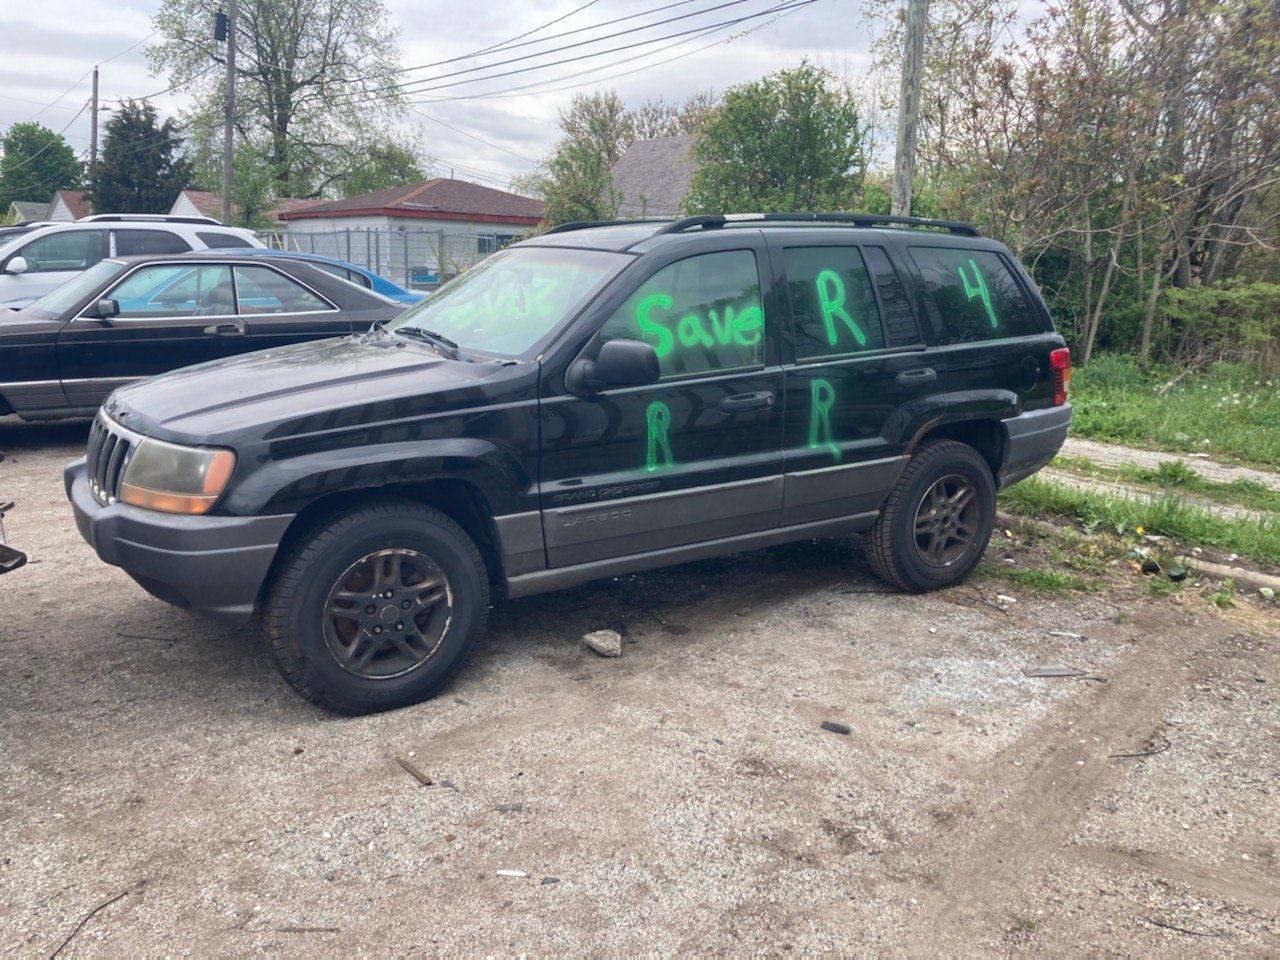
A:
393;325;462;360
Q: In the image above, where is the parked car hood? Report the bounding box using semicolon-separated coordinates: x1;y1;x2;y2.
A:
104;333;531;444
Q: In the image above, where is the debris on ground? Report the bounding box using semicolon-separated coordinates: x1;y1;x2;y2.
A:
581;629;623;657
1022;664;1087;678
395;757;432;786
821;720;852;735
995;594;1018;605
1047;631;1085;640
497;869;528;879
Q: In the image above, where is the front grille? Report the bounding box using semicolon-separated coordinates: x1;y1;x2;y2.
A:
86;413;139;506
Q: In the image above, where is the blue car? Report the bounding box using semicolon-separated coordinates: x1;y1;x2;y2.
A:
235;249;424;303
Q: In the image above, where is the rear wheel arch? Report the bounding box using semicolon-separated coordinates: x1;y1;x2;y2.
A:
913;418;1004;478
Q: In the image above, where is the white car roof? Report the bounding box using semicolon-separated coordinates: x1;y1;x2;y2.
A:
0;220;261;248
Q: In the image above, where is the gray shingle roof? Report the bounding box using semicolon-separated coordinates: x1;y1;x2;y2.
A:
611;136;697;217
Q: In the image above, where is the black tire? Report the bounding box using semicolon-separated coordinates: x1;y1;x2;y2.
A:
866;439;996;593
264;498;489;714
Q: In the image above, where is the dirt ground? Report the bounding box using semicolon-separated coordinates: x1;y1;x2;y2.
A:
1;415;1277;956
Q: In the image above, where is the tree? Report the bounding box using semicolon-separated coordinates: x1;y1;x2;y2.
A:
0;122;82;209
149;0;409;197
337;140;431;196
628;91;719;140
228;143;278;228
684;64;871;214
88;100;192;214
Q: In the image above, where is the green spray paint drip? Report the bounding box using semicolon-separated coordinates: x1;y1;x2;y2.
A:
956;259;998;328
646;400;674;471
815;269;866;347
807;378;840;461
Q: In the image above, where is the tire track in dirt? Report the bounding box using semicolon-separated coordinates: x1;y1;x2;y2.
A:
898;604;1220;952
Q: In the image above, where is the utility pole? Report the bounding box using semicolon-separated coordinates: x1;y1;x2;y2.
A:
891;0;928;217
221;0;237;224
89;66;99;190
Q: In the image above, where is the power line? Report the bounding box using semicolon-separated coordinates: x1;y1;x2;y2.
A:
21;30;157;121
3;102;89;173
410;110;539;164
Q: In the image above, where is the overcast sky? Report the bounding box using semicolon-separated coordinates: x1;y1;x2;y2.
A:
0;0;879;193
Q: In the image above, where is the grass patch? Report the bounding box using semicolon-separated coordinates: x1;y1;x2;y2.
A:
1070;355;1280;467
1000;476;1280;566
1052;454;1280;514
990;566;1096;594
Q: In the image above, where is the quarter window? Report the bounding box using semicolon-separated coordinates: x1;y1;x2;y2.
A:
598;250;764;378
908;247;1042;342
113;229;191;256
783;247;885;358
108;264;235;318
16;230;106;273
197;231;255;250
232;265;331;314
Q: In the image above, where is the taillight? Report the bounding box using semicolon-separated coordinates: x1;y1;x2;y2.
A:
1050;347;1071;406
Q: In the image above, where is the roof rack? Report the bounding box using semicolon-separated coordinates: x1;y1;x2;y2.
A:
654;212;979;237
77;214;224;226
543;217;673;235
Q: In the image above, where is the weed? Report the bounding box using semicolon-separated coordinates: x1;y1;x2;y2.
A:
992;566;1096;594
1204;578;1237;609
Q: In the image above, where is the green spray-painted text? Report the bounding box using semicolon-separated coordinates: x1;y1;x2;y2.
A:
636;294;763;359
815;269;866;347
646;400;675;471
956;259;998;328
808;378;840;461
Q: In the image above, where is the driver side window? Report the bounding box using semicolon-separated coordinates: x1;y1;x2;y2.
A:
18;230;107;273
107;264;235;319
596;250;764;379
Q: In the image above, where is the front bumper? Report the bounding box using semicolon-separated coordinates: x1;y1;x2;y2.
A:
999;404;1071;488
66;458;294;625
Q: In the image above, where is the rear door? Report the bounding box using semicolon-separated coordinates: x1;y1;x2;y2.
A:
111;228;192;257
538;236;785;567
902;243;1059;408
56;262;240;407
775;235;937;526
232;263;355;351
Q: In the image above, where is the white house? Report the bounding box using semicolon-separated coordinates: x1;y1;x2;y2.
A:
277;178;544;287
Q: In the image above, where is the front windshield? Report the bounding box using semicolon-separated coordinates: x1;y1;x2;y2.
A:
388;245;627;357
24;259;126;317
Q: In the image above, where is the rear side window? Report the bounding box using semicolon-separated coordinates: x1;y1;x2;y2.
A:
783;246;885;358
113;229;192;256
908;246;1042;342
598;250;764;379
17;230;107;273
314;262;372;288
232;265;332;313
198;231;255;250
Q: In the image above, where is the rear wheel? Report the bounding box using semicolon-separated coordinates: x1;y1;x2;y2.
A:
866;439;995;592
265;499;489;714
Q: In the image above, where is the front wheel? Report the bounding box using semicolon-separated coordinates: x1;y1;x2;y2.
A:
866;439;996;593
264;499;489;714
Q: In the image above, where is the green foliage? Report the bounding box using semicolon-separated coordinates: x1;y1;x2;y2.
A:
986;565;1096;594
538;141;621;225
1157;279;1280;373
337;142;429;197
149;0;405;196
1001;476;1280;566
88;100;191;214
1054;454;1280;514
1069;355;1280;466
684;63;870;214
0;122;82;209
227;143;278;229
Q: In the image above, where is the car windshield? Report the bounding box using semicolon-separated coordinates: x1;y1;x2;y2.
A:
387;246;628;357
23;260;126;318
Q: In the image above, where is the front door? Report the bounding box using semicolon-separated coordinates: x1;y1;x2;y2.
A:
0;229;108;309
775;240;936;525
539;241;785;567
56;262;241;408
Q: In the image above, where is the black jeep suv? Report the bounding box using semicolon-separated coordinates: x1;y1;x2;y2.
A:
67;213;1071;713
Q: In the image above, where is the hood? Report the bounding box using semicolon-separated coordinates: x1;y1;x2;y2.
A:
105;334;530;443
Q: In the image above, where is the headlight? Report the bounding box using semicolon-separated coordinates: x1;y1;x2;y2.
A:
118;438;236;515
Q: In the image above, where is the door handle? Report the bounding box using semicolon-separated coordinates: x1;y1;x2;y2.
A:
896;367;937;385
718;391;775;414
204;320;246;336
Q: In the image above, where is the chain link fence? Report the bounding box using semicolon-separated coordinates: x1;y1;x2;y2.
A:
258;227;521;291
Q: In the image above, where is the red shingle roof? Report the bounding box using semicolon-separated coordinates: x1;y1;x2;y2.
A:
54;189;90;219
281;178;544;225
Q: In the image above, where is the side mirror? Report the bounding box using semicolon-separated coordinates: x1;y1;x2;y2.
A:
567;339;660;394
4;256;28;275
95;298;120;322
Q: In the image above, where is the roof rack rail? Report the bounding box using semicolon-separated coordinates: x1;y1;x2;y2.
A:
543;217;673;235
654;212;979;237
77;213;224;226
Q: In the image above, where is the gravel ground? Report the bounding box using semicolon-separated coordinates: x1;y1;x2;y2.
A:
1;416;1277;956
1061;437;1280;492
